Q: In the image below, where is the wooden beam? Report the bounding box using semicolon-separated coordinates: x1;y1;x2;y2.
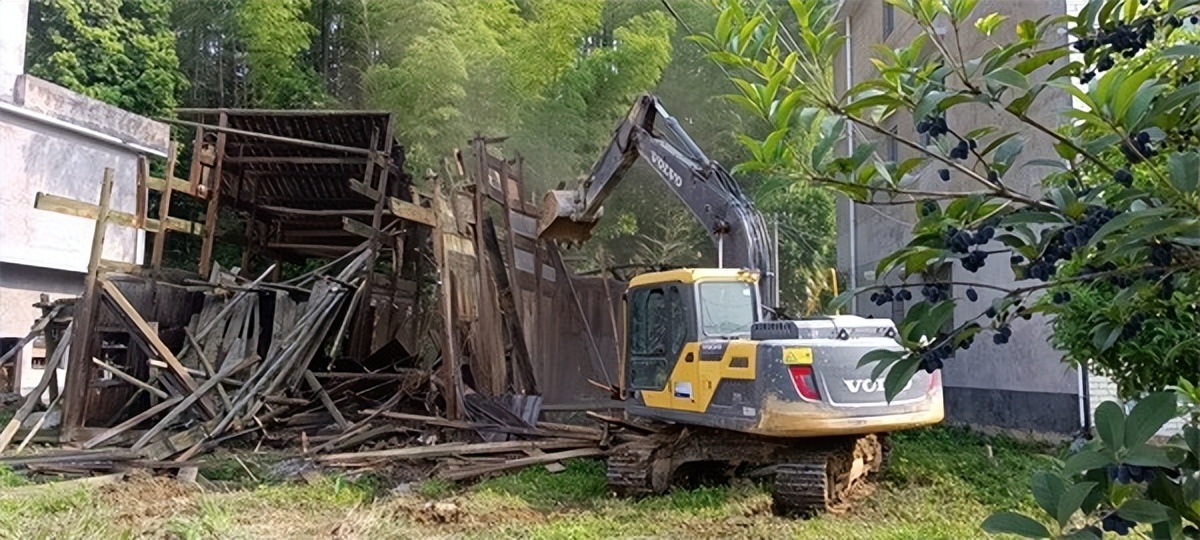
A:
81;397;182;449
0;325;71;452
145;175;191;195
303;370;349;430
341;217;377;239
60;169;115;442
225;156;369;165
175;108;394;117
264;243;356;253
316;439;587;463
135;156;148;228
349;178;436;227
151;142;180;270
98;279;214;417
92;359;170;400
161;117;376;157
440;448;605;481
35;192;203;235
198;112;228;277
130;356;255;451
261;205;375;217
388;197;437;227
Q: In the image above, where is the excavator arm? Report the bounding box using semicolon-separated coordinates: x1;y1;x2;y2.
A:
537;94;777;309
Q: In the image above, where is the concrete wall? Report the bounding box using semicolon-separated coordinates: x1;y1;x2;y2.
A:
834;0;1083;433
0;0;29;102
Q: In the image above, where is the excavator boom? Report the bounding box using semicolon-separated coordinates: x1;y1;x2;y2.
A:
537;94;776;308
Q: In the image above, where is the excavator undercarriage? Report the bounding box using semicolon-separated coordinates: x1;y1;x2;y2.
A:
605;423;889;517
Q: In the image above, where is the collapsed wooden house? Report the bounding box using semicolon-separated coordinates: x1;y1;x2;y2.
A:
1;110;628;479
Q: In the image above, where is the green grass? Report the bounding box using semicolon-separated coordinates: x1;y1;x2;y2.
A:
0;426;1057;540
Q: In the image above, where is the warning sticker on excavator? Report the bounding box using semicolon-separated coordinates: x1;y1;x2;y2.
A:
782;347;813;365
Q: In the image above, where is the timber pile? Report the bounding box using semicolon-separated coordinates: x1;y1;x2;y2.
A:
0;242;637;484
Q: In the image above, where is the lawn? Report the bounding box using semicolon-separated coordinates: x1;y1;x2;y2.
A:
0;426;1057;540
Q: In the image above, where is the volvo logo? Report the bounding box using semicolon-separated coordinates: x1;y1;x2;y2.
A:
843;378;913;393
650;150;684;187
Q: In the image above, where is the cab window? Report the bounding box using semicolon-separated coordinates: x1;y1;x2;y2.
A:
698;281;756;338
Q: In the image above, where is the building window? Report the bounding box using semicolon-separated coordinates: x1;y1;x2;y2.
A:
883;1;895;38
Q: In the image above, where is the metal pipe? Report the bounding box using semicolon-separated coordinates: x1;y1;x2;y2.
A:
845;14;858;313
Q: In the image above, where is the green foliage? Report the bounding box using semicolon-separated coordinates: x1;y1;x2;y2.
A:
26;0;184;118
236;0;325;108
700;0;1200;400
981;390;1199;539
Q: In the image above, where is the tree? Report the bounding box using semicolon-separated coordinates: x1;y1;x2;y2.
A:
698;0;1200;536
26;0;184;118
236;0;325;108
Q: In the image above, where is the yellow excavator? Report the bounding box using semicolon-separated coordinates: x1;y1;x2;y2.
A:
538;94;944;516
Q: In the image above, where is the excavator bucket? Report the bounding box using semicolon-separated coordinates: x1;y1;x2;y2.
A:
537;190;599;243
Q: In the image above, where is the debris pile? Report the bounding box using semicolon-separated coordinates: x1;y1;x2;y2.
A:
0;241;630;482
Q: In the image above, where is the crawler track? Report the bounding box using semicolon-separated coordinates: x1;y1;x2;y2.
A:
604;426;888;518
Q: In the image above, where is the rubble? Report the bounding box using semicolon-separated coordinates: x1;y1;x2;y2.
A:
1;110;630;488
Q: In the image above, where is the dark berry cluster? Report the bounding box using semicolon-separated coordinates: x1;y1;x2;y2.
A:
1074;16;1158;81
1107;463;1156;484
918;344;952;373
992;324;1013;344
1101;512;1137;536
1022;205;1118;282
921;283;951;302
944;225;996;273
915;115;949;138
869;286;913;306
1121;313;1148;339
1148;241;1174;267
1120;131;1157;164
1052;290;1072;304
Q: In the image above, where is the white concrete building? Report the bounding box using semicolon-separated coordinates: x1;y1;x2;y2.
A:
0;0;168;396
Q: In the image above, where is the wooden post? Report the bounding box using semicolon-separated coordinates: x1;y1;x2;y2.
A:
151;142;179;271
350;125;385;359
482;217;538;395
135;156;148;229
60;169;114;442
240;173;258;275
198;112;228;277
433;188;461;420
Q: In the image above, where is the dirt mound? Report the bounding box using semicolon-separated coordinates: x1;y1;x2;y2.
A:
99;469;200;525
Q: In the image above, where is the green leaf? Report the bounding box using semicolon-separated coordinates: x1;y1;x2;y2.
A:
986;67;1030;91
1124;392;1179;448
1087;206;1179;248
1062;449;1113;477
883;356;920;403
1123;445;1177;468
975;12;1008;36
1056;482;1097;529
1014;48;1069;75
1168;151;1199;193
1091;321;1122;353
857;348;905;369
1161;44;1200;58
1031;471;1066;519
1023;159;1068;170
1095;401;1126;451
981;511;1051;538
1117;499;1171;524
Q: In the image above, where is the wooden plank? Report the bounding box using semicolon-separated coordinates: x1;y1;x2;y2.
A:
185;329;232;412
99;259;141;274
440;448;605;481
310;371;425;380
482;217;538;395
92;358;170;400
145;174;191;195
341;217;377;240
81;396;183;449
388;197;437;227
0;473;125;498
0;325;72;452
130;355;256;451
304;370;349;430
225;156;369;165
98;279;213;417
60;169;116;442
35;192;203;235
198;112;228;277
317;439;587;463
348;178;380;200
